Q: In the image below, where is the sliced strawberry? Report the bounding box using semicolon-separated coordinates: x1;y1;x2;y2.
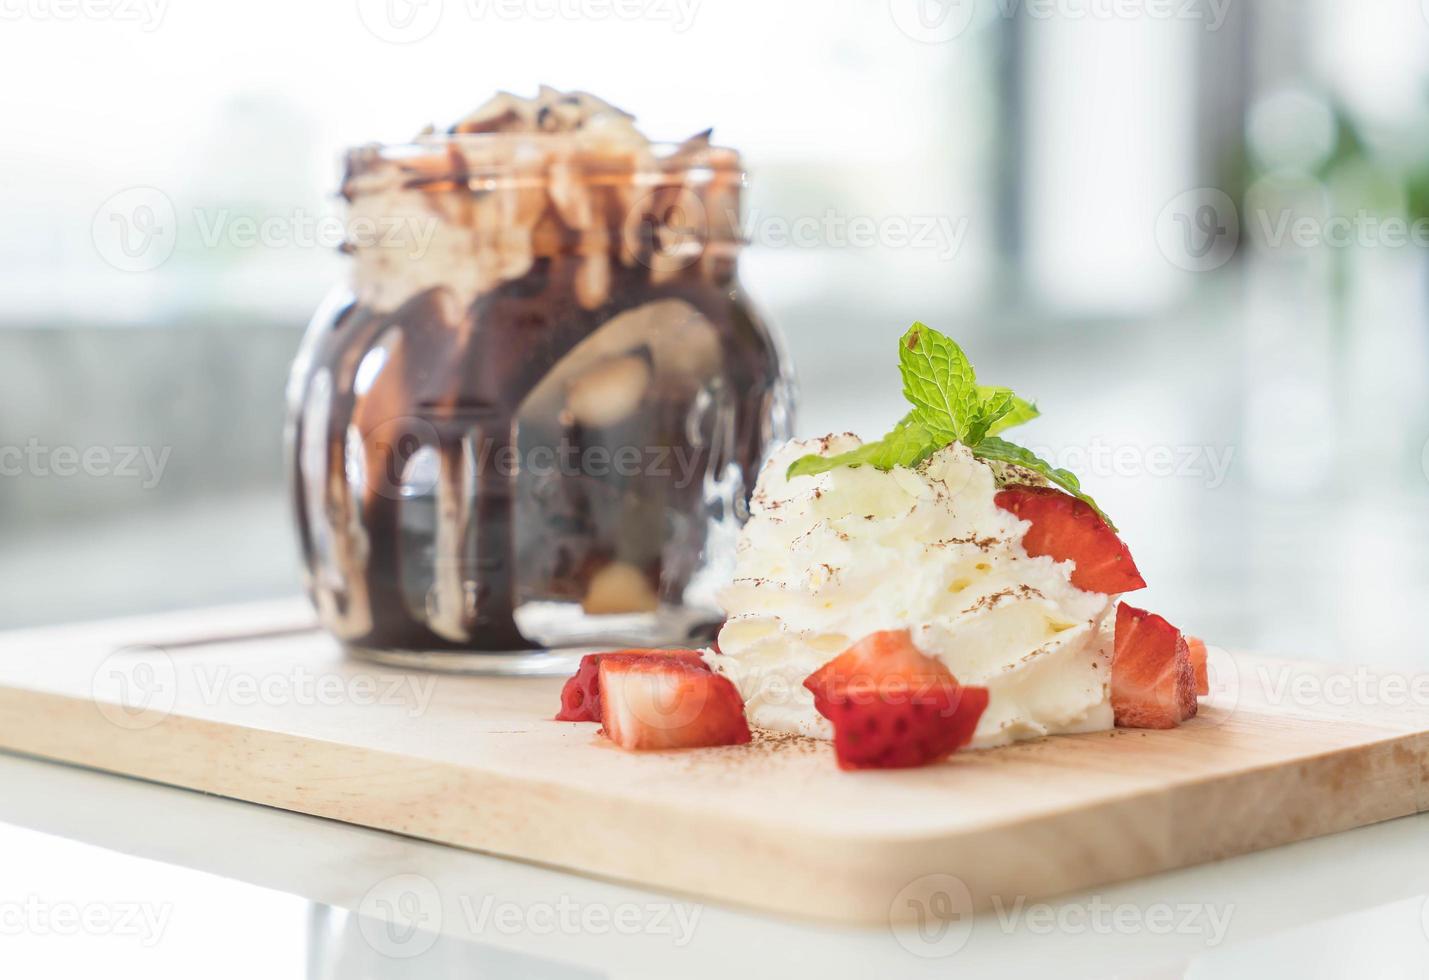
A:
555;649;709;722
1112;603;1197;729
813;679;989;770
1186;635;1210;697
804;629;955;704
994;485;1146;595
804;630;988;770
598;658;751;750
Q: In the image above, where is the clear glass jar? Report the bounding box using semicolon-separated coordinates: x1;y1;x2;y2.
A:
286;133;793;672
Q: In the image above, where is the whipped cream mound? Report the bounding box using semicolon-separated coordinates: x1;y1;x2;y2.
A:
713;436;1115;749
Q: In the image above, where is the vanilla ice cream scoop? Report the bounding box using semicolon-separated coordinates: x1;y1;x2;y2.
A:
712;436;1115;748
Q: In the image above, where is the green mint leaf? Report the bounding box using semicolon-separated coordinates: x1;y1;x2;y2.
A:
966;386;1015;445
979;388;1039;436
788;321;1093;514
972;436;1116;530
898;322;980;443
787;414;937;479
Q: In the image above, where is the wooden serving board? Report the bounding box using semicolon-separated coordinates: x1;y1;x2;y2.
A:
0;600;1426;924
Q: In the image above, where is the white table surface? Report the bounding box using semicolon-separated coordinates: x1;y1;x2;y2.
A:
2;748;1428;979
5;270;1429;977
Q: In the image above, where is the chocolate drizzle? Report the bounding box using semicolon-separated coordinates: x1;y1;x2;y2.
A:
290;258;789;653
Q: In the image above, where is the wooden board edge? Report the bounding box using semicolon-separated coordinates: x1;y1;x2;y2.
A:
4;685;1428;925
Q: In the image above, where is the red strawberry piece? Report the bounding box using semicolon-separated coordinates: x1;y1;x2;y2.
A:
555;649;709;722
814;681;990;770
598;657;751;750
804;630;989;770
805;629;956;704
994;485;1146;595
1186;635;1210;697
1112;603;1198;729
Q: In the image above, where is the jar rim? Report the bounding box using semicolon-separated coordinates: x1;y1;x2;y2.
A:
342;134;745;199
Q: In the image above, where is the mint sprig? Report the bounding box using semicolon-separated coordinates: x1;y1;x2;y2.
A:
786;321;1113;527
787;414;935;479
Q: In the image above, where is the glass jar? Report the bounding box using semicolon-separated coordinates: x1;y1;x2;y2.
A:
286;133;793;672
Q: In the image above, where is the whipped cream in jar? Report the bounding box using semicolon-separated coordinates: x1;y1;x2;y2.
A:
286;89;793;672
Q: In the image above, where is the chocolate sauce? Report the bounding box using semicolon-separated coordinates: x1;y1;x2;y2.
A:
290;254;788;654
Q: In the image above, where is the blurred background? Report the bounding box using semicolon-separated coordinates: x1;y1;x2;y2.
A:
2;0;1427;667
